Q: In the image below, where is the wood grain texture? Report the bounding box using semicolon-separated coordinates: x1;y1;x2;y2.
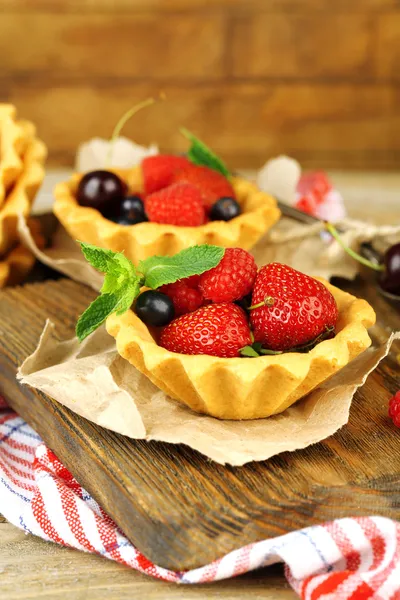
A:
0;522;296;599
0;13;225;79
6;81;400;170
1;0;399;12
0;275;399;571
1;0;400;169
231;14;373;79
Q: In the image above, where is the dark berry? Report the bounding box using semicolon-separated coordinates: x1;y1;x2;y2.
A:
209;197;241;221
235;292;253;313
112;195;148;226
380;243;400;294
77;170;126;217
135;291;175;327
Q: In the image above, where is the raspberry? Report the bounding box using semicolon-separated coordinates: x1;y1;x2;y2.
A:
199;248;257;303
160;303;252;358
160;279;204;316
389;391;400;427
141;155;190;195
171;164;235;210
145;182;205;227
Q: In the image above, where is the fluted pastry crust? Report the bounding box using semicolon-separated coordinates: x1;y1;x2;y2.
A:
106;280;376;420
53;168;281;263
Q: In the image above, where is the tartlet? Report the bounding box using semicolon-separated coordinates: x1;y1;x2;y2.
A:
53;167;280;263
0;219;44;287
0;104;46;286
106;280;376;420
0;133;46;256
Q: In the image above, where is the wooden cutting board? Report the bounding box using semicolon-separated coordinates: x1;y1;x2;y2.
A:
1;274;399;571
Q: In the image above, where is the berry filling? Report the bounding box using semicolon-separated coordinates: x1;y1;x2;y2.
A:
76;243;339;360
74;102;242;227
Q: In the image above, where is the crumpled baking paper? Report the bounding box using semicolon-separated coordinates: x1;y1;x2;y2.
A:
18;211;400;285
252;217;400;280
17;322;399;466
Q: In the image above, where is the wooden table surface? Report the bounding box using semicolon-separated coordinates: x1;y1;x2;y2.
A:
1;171;399;599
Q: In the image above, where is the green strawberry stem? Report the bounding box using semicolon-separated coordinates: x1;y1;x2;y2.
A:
106;96;160;167
325;221;384;273
249;296;275;310
240;326;335;358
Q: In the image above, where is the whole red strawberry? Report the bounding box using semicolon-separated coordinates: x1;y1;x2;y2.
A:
250;263;338;351
389;391;400;428
160;303;251;358
171;164;235;210
160;278;204;316
145;182;205;227
199;247;257;303
141;155;190;195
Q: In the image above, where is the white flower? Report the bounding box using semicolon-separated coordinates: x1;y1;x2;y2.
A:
257;155;301;206
75;136;159;172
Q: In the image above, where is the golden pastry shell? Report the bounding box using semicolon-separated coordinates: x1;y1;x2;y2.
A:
0;219;44;287
0;133;47;256
106;280;376;420
53;167;281;263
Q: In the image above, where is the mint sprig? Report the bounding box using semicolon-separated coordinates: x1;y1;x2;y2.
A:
139;245;224;289
76;242;224;342
180;128;230;177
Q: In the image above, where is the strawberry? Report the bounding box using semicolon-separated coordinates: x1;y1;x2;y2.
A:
171;164;235;210
250;263;338;351
160;278;204;316
389;391;400;428
160;303;251;358
145;182;205;227
199;248;257;303
141;155;190;195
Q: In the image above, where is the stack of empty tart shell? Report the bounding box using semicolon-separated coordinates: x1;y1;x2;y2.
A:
0;104;46;287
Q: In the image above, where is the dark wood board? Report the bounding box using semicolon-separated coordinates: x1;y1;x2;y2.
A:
0;276;399;571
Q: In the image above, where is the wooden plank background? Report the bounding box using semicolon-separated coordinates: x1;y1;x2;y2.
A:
1;0;400;169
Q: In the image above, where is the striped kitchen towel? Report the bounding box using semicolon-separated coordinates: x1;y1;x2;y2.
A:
1;401;399;599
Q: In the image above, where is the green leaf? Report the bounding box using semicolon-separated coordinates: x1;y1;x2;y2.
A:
77;244;142;341
76;293;121;341
240;342;283;358
139;245;225;289
180;128;230;177
115;280;141;316
79;242;117;273
240;345;260;358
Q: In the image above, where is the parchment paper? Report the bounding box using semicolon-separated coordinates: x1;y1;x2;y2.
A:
19;212;400;286
17;322;399;466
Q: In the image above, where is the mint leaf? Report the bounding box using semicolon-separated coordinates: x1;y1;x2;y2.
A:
180;128;230;177
139;245;224;289
76;293;121;341
79;242;116;272
77;244;141;341
115;280;141;316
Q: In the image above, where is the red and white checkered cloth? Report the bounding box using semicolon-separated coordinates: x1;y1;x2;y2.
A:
1;396;400;599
